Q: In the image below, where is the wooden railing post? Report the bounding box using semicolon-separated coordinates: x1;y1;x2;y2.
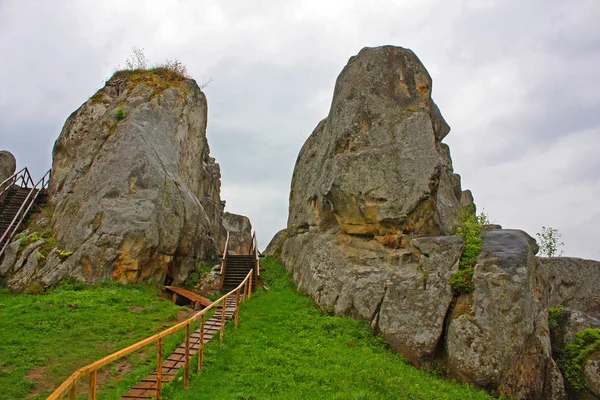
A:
69;385;77;400
220;297;227;344
88;370;97;400
235;288;240;328
156;337;163;400
248;272;253;299
184;322;190;389
243;279;248;306
198;314;204;374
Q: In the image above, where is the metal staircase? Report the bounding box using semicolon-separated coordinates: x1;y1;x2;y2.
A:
0;168;50;261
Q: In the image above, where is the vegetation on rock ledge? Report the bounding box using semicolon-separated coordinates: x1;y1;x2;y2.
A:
560;328;600;391
449;206;488;295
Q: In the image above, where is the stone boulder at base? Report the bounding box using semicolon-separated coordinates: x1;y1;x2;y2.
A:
5;69;225;288
222;212;253;255
540;257;600;320
287;45;462;238
263;229;287;258
283;46;466;366
0;150;16;182
283;232;463;365
446;229;565;400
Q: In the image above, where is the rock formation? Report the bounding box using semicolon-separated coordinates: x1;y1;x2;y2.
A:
446;230;564;399
222;212;253;255
0;150;16;182
280;45;574;399
2;69;225;289
287;46;462;238
283;45;465;364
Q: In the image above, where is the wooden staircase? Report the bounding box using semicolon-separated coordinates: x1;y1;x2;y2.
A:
223;255;257;291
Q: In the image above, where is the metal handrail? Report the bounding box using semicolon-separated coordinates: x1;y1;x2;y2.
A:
220;230;230;275
0;167;34;204
0;170;51;259
47;268;254;400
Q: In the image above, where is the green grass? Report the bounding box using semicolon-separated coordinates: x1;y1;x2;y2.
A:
0;281;184;400
162;257;493;400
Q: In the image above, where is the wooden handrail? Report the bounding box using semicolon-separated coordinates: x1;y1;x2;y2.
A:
253;232;260;277
0;170;51;258
220;231;230;275
47;269;254;400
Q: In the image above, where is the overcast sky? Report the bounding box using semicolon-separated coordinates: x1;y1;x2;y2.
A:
1;0;599;259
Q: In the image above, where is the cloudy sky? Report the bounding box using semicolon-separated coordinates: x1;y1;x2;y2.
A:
1;0;599;259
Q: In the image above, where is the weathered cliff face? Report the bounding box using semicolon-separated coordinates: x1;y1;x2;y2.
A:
283;46;465;365
446;229;564;400
0;150;16;182
287;46;462;238
222;212;252;255
2;69;225;289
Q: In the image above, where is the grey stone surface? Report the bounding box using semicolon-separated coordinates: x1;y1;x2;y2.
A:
540;256;600;319
0;150;16;182
222;212;252;255
263;229;287;258
583;352;600;400
0;239;22;275
287;46;462;238
42;70;225;285
551;308;600;352
447;229;561;399
282;232;463;365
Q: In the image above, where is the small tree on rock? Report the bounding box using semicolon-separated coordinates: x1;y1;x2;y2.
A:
536;226;564;257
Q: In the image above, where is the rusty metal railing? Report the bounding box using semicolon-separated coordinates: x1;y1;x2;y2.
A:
0;167;35;204
0;169;51;259
47;269;254;400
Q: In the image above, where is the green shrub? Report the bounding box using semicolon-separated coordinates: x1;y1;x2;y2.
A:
560;328;600;390
115;107;127;121
450;206;487;295
548;307;564;330
449;267;475;294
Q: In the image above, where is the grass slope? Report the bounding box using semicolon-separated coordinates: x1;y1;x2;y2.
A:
0;281;183;400
163;257;493;400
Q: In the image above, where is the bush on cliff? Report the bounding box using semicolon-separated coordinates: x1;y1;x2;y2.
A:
450;206;486;295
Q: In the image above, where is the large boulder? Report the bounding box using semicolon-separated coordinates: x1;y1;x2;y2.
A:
540;257;600;320
283;232;463;365
0;150;16;182
12;69;227;286
446;229;564;399
287;45;462;238
263;228;287;258
222;212;252;255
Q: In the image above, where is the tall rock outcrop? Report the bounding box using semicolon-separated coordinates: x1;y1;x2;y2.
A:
3;69;225;288
287;46;462;237
281;45;567;399
283;46;464;365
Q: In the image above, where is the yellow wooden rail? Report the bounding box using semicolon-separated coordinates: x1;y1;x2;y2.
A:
47;269;254;400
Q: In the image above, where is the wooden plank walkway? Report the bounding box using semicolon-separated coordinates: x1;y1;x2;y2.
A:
120;296;238;399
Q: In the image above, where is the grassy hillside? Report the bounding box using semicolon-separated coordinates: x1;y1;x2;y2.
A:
161;257;493;400
0;280;184;400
